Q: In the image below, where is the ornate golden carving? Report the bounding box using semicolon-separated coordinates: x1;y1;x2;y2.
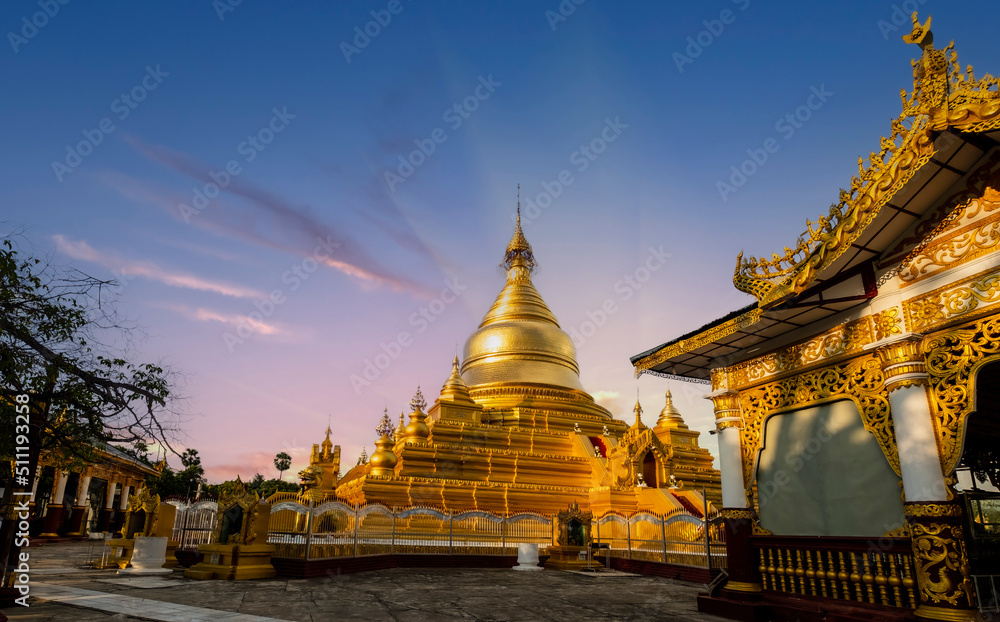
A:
873;307;904;341
899;200;1000;286
905;265;1000;333
724;318;874;390
721;508;755;521
905;503;963;518
733;13;1000;307
739;355;898;488
910;521;974;607
924;315;1000;475
875;336;927;392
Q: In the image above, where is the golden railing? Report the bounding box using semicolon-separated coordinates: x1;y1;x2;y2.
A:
754;537;918;609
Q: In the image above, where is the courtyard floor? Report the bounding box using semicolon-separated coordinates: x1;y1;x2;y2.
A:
3;541;728;621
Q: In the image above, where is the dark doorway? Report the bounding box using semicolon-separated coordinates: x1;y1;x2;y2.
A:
960;359;1000;574
642;452;658;488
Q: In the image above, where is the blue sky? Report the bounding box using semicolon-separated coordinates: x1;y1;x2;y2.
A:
4;1;999;481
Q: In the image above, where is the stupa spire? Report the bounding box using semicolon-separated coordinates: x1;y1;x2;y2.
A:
656;388;688;429
632;399;647;430
502;185;537;274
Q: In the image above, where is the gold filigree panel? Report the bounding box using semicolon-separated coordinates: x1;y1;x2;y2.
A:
925;315;1000;475
723;317;874;391
905;265;1000;332
899;191;1000;286
739;356;897;489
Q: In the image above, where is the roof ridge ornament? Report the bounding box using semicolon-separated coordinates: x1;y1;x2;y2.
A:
731;12;1000;309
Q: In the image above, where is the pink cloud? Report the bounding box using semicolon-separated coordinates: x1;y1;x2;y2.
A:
52;234;266;299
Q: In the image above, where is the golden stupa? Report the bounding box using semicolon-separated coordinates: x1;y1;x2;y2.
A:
336;208;721;514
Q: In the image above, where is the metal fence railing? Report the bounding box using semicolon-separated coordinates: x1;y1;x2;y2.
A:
165;499;218;550
266;499;725;569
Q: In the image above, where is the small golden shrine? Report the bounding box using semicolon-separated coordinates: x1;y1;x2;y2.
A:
105;488;178;569
632;13;1000;622
185;478;276;581
544;501;601;570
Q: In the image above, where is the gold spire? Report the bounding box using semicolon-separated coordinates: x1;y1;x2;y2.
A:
655;389;688;430
321;426;333;459
461;199;583;391
440;355;475;404
632;399;647;430
502;185;537;274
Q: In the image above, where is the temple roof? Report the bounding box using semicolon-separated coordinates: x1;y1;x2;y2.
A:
632;14;1000;380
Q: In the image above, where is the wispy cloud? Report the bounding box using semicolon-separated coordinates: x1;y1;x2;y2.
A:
122;136;437;298
157;302;284;335
52;235;265;299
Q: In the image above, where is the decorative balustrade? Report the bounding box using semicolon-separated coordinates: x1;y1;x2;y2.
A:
753;536;918;609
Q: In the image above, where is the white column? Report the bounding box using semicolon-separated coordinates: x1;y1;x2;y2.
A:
75;475;92;506
31;475;40;499
708;389;747;508
105;482;118;509
119;484;131;510
877;335;948;501
52;471;69;504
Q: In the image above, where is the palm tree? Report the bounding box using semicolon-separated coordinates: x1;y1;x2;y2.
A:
274;451;292;481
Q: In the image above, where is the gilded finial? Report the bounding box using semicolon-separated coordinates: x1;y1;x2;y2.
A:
632;399;646;429
410;386;427;412
357;447;368;465
902;13;933;50
503;185;537;273
376;407;395;439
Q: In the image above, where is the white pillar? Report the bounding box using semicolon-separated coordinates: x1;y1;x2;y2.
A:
877;335;948;501
106;482;118;509
75;475;92;506
708;389;747;508
52;471;69;504
119;484;131;510
31;475;40;499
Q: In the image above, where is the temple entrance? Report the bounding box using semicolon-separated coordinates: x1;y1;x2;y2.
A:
960;360;1000;574
641;452;658;488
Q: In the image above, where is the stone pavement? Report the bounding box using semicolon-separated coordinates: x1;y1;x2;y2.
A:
4;541;729;621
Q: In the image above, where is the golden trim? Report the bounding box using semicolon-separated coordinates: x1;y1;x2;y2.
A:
721;508;755;520
633;307;762;374
913;605;980;622
724;317;874;391
905;503;963;518
739;355;898;489
725;580;764;593
900;203;1000;285
905;265;1000;333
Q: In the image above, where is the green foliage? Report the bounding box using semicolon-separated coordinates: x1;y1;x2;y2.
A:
274;451;291;478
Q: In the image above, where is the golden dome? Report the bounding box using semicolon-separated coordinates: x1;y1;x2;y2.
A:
368;435;397;476
461;211;583;391
655;389;688;430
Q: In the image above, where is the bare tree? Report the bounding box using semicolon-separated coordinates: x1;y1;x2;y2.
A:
1;231;180;590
